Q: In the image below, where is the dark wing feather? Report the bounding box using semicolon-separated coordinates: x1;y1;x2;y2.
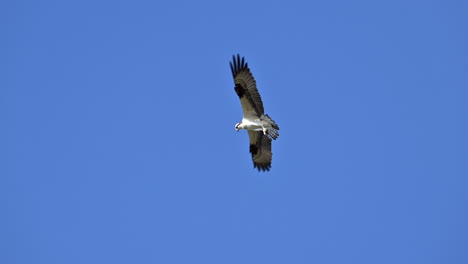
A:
230;54;264;118
248;131;272;171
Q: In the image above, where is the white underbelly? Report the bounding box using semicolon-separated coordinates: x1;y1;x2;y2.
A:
241;118;263;130
245;126;263;131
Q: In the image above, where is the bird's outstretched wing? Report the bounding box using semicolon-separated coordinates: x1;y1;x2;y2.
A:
248;131;272;171
230;54;264;119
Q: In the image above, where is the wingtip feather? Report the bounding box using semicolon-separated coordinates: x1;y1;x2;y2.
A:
230;54;249;77
254;163;271;172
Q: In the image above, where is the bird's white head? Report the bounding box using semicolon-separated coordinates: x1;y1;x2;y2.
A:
235;122;241;131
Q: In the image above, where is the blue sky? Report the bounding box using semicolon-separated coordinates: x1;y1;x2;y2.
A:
2;0;467;263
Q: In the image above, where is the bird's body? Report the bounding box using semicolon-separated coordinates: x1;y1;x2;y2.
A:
237;118;263;131
230;54;279;171
236;115;279;139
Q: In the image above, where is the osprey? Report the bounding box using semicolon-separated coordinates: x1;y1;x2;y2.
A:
230;54;280;171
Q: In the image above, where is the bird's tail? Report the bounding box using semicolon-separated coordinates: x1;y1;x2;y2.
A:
262;114;280;140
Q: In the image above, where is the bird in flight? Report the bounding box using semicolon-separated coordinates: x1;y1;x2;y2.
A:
230;54;280;171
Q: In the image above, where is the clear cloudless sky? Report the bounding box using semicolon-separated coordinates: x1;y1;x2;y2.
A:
2;0;467;263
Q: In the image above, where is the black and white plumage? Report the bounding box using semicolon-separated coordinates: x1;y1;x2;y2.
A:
230;54;279;171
